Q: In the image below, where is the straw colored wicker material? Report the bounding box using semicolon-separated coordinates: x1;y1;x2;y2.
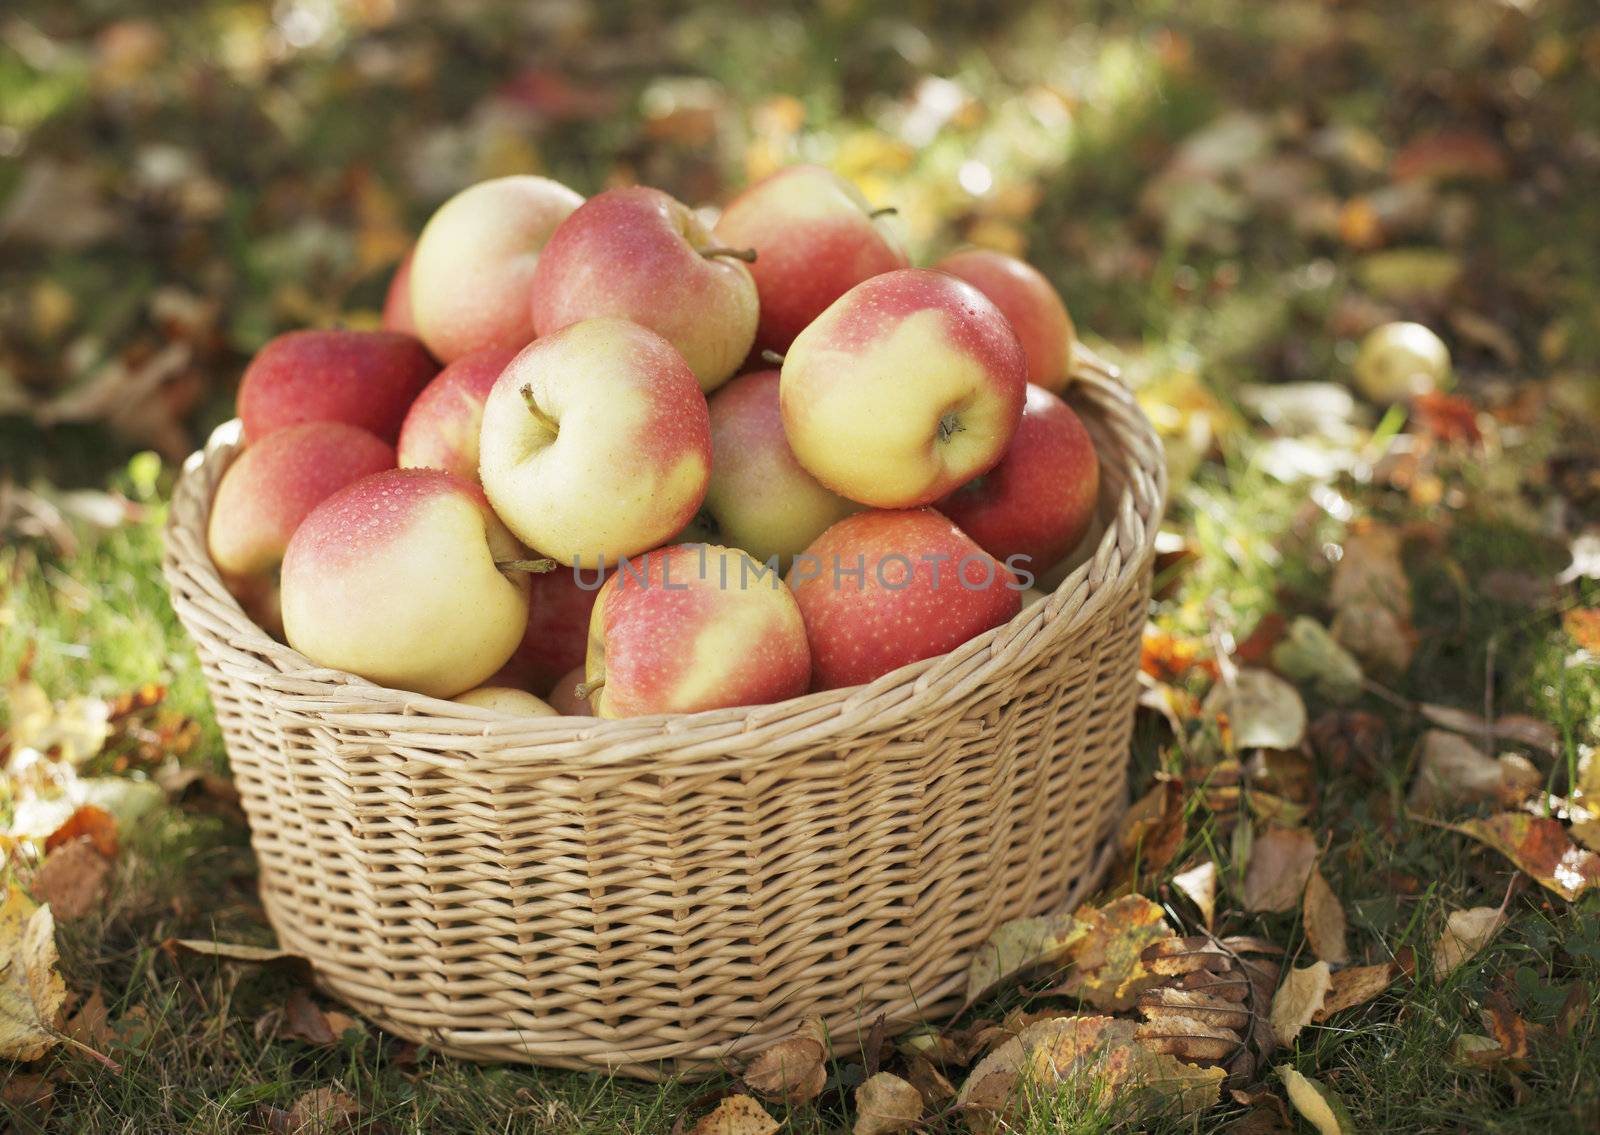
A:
161;361;1166;1079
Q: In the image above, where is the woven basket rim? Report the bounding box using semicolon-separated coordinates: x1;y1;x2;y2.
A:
163;364;1167;776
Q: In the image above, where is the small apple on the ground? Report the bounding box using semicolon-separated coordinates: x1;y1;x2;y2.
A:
397;343;521;483
479;318;712;566
787;508;1022;690
780;268;1027;508
409;175;582;362
280;468;531;698
452;686;558;716
529;186;757;392
382;249;417;336
207;421;395;636
934;248;1076;393
546;664;596;716
711;164;908;356
493;565;605;695
585;543;810;717
935;383;1100;571
703;369;858;570
1352;321;1451;402
237;329;437;444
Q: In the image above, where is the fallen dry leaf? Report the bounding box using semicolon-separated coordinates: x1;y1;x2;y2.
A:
31;836;112;921
42;804;118;859
1331;524;1412;618
1450;813;1600;901
964;909;1086;1006
903;1053;956;1106
1314;962;1400;1020
1171;860;1218;928
1048;895;1175;1011
64;987;113;1050
0;1071;55;1117
281;989;337;1046
1301;868;1349;965
1563;607;1600;652
1269;962;1331;1046
1205;669;1307;751
1270;617;1363;705
162;937;312;979
1114;778;1187;886
1433;906;1506;979
1409;730;1540;811
282;1087;359;1134
853;1071;922;1135
1278;1066;1355;1135
0;885;68;1061
1330;601;1416;676
742;1017;826;1104
1452;1033;1504;1068
1417;705;1559;756
1481;991;1540;1063
689;1094;778;1135
1242;826;1319;913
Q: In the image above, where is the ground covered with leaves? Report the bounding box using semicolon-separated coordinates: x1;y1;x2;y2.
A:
4;1;1600;1132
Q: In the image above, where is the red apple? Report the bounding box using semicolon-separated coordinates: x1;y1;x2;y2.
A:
280;468;530;698
711;164;908;355
207;421;395;636
237;329;437;444
493;565;605;695
935;384;1100;573
934;248;1076;393
546;664;596;716
779;268;1027;508
410;175;582;362
787;508;1022;690
479;318;712;566
586;543;810;717
381;249;417;336
704;369;858;570
396;343;521;483
529;186;758;392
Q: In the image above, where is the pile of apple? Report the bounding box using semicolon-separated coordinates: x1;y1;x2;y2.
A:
206;166;1102;719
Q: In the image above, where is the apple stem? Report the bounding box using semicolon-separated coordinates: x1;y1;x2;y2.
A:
497;557;557;574
700;246;758;263
759;349;786;366
520;384;559;436
868;206;898;218
937;412;966;444
574;677;605;700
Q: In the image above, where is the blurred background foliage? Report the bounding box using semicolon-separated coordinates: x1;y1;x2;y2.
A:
2;0;1598;484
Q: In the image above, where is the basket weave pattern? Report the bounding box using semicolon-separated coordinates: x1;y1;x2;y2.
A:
162;369;1165;1078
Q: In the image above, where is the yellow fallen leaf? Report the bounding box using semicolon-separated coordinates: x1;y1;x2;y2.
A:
1278;1066;1356;1134
964;910;1086;1006
1302;868;1349;965
0;885;68;1061
1314;962;1401;1020
690;1094;778;1135
1050;895;1175;1011
853;1071;922;1135
1270;962;1331;1046
1242;826;1319;913
742;1017;826;1104
1204;668;1307;751
1433;906;1506;979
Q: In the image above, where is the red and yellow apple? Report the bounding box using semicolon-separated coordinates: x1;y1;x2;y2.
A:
381;249;417;336
703;369;858;570
493;565;605;695
478;318;711;566
410;175;582;362
237;329;437;444
711;164;907;356
207;421;395;636
585;543;810;717
934;248;1075;393
529;186;757;392
452;686;558;716
280;468;530;698
779;268;1027;508
787;508;1022;690
935;384;1100;571
396;343;521;483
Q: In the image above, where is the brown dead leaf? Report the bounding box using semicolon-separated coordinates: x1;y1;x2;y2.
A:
281;989;337;1046
1392;130;1508;183
1409;730;1542;811
689;1094;779;1135
1049;895;1175;1011
1269;962;1331;1046
1331;524;1412;618
1242;826;1319;913
1314;962;1400;1020
1450;813;1600;901
1418;705;1560;756
853;1072;922;1135
903;1053;956;1106
31;837;111;921
742;1017;826;1104
1433;906;1506;979
0;1072;55;1117
282;1087;359;1135
0;885;68;1062
1330;601;1416;676
1563;607;1600;651
1171;860;1218;928
42;804;118;859
1114;778;1187;886
964;909;1087;1006
64;987;113;1050
1302;868;1349;965
161;937;312;980
1482;992;1539;1063
1557;982;1589;1039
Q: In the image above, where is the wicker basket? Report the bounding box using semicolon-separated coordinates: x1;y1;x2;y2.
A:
161;362;1165;1079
